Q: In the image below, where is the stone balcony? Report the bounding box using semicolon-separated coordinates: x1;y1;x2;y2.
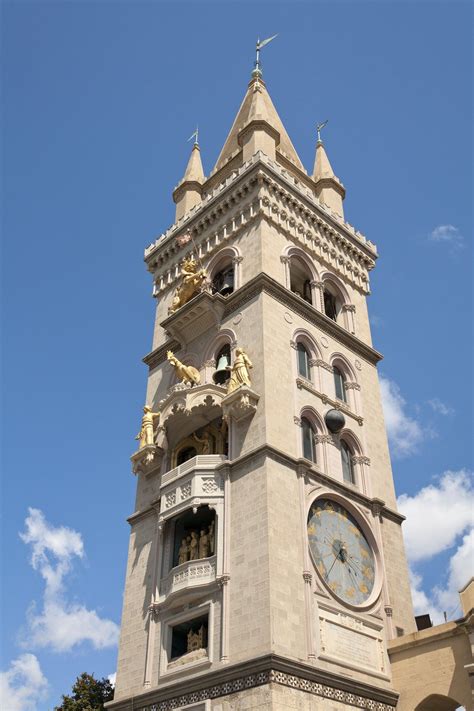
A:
161;555;217;599
159;454;227;523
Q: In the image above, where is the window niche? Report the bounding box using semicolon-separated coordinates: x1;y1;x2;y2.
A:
323;287;339;321
168;613;209;669
213;344;231;385
171;506;216;571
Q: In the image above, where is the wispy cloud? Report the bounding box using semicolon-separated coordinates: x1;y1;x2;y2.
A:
20;508;119;652
429;224;464;249
398;470;474;623
369;314;383;328
379;375;424;457
427;397;454;416
0;654;48;711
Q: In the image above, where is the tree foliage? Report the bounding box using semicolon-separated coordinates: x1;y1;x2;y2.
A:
55;672;114;711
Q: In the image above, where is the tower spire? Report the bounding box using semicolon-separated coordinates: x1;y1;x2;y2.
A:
173;134;205;221
312;121;345;218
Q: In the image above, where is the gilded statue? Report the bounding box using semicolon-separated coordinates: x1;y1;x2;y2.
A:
168;256;207;314
227;347;253;393
167;351;201;386
135;405;160;449
193;430;212;455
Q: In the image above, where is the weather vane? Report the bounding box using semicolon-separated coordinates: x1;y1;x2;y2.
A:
316;120;328;143
253;34;278;78
187;126;199;146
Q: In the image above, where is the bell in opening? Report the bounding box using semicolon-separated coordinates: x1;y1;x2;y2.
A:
212;266;234;296
213;345;231;385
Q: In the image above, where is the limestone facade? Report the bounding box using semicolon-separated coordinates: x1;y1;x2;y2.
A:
110;73;419;711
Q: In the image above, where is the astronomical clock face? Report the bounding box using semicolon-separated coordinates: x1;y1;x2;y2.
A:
308;498;376;606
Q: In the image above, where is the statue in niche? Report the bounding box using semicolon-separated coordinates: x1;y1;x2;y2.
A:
189;531;199;560
178;538;189;565
198;528;210;559
192;430;212;455
168;256;207;314
209;520;215;555
227;347;253;393
135;405;160;449
167;351;201;386
187;625;205;653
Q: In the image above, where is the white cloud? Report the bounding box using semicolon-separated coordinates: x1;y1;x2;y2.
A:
379;375;424;458
20;508;119;652
429;224;464;247
398;470;474;624
398;470;473;562
428;397;454;416
0;654;48;711
108;672;117;687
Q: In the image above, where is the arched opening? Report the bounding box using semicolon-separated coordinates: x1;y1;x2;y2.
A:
176;445;197;466
302;416;317;463
290;256;313;304
211;263;234;296
341;439;355;484
415;694;463;711
323;285;340;321
213;344;231;385
171;506;217;570
297;342;311;380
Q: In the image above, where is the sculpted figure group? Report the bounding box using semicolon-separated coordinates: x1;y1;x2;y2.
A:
168;256;207;314
177;520;215;566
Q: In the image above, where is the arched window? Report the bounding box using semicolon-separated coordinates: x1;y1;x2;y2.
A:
333;366;346;402
290;257;313;305
213;344;231;385
297;343;310;380
212;264;234;296
323;288;338;321
302;417;316;463
341;440;355;484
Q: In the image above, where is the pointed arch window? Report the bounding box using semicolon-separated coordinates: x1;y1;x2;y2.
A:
341;440;355;484
333;366;346;402
297;343;310;380
301;417;316;463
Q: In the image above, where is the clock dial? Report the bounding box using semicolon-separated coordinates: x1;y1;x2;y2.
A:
308;498;376;605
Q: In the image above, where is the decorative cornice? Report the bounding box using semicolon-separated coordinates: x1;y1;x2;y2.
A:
105;653;398;711
296;377;364;426
142;275;383;372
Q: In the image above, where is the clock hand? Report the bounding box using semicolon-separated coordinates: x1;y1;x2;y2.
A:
324;554;339;581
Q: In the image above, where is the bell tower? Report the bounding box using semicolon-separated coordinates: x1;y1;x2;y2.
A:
110;61;415;711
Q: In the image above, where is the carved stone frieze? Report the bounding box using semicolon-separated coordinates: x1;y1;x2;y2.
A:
158;383;227;428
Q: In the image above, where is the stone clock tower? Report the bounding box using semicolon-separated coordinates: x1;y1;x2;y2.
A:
109;59;415;711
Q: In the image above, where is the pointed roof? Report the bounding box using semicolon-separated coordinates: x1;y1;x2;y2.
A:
213;78;304;173
313;140;336;182
182;143;205;185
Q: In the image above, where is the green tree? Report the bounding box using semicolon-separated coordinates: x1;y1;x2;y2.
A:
55;672;114;711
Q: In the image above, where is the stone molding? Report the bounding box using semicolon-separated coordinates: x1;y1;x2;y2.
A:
106;654;398;711
295;376;364;426
142;274;383;371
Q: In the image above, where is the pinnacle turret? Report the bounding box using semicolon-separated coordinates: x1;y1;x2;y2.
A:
312;138;345;218
173;142;205;221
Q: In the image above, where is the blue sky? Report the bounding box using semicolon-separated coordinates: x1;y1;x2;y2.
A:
1;1;472;708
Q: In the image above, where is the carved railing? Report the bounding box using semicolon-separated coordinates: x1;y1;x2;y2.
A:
161;555;217;597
